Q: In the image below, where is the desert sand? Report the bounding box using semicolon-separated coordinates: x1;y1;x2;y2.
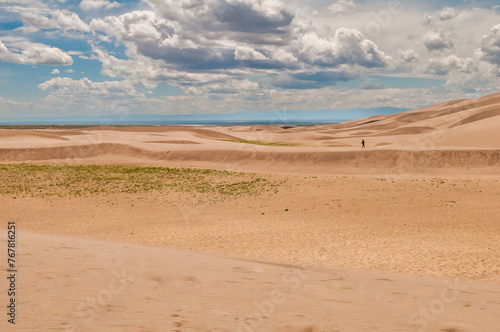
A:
1;233;500;331
0;93;499;331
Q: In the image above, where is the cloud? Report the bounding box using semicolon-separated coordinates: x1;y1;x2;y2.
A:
92;47;265;98
437;7;458;21
270;48;298;63
147;0;294;37
51;69;60;74
327;0;356;17
398;49;419;63
423;30;454;52
0;40;73;65
296;28;389;68
477;24;500;66
211;0;294;35
36;75;267;114
82;0;391;108
38;77;146;113
91;47;237;91
189;79;260;95
89;11;170;43
265;69;360;89
422;13;434;27
372;95;392;102
89;4;388;73
359;81;385;90
79;0;121;11
234;45;267;61
422;7;458;27
425;55;475;76
442;62;496;94
65;69;74;73
0;97;36;117
38;77;140;96
17;9;90;32
89;4;296;70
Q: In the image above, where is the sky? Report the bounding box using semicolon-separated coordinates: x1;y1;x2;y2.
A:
1;0;500;119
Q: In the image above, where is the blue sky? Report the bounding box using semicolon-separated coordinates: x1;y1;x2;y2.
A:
1;0;500;118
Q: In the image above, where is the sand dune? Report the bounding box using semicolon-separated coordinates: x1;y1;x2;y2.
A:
246;125;285;132
439;117;500;148
0;143;498;172
83;126;241;140
449;107;500;128
308;92;500;146
145;140;201;144
0;129;69;140
372;126;435;136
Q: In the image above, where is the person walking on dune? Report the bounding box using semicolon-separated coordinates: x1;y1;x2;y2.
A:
361;139;365;148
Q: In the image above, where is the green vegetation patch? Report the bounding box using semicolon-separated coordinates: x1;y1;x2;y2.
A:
0;163;277;198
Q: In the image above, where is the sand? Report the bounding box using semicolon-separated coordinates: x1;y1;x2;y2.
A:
0;92;499;331
1;233;500;331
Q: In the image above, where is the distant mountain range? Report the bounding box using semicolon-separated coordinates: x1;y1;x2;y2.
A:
0;107;411;125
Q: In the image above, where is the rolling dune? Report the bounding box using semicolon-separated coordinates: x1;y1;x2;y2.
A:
0;129;69;140
83;125;241;140
0;143;498;171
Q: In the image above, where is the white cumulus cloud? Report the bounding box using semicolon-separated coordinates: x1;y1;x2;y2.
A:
437;7;459;21
425;55;475;76
477;24;500;66
423;30;454;52
327;0;356;16
79;0;121;11
0;40;73;65
398;49;419;63
296;28;389;68
18;9;90;32
234;45;267;61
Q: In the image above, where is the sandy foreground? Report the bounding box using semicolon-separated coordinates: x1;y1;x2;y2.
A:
0;94;500;331
1;233;500;332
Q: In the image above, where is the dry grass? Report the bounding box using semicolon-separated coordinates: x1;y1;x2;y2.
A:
0;163;277;198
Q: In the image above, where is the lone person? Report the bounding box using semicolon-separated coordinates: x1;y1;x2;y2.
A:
361;139;365;148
